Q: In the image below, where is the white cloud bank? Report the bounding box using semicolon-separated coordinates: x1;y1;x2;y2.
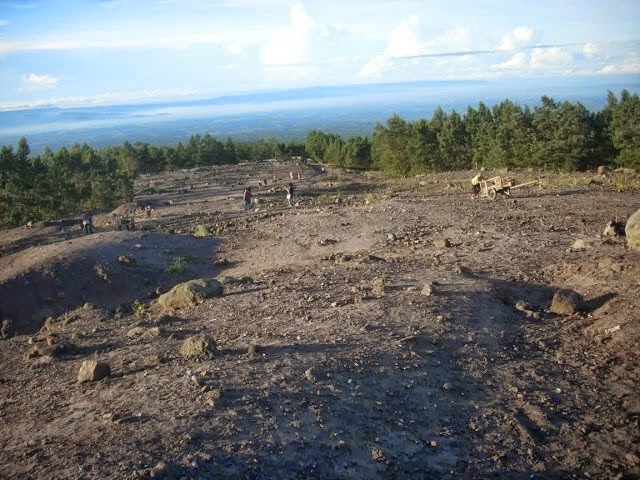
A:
357;16;422;78
22;73;58;90
498;26;534;50
260;1;317;66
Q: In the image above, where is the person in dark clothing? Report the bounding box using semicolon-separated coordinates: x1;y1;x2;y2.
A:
82;213;94;234
286;182;295;206
243;187;253;210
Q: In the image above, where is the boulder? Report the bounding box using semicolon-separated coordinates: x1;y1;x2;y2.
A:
78;360;111;383
179;334;216;358
626;208;640;251
597;165;607;176
158;278;223;311
550;289;584;315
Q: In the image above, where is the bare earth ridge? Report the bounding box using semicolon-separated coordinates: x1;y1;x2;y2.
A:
0;162;638;480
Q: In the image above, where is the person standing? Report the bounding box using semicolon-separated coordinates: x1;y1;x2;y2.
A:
286;182;295;207
243;187;253;210
82;213;94;234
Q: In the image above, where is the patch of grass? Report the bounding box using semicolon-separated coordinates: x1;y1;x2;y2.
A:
315;193;342;204
193;224;209;237
365;193;380;204
612;173;640;192
132;299;149;318
167;257;187;275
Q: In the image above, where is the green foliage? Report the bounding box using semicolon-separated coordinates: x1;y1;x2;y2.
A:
0;138;136;228
167;257;187;275
193;224;209;237
132;299;149;318
2;89;636;226
365;193;380;204
609;89;640;169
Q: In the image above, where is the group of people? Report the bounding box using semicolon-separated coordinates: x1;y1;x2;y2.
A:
243;182;296;210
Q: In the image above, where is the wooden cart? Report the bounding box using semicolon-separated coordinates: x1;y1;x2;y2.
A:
480;176;538;200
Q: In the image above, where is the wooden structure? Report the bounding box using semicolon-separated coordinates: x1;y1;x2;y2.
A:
480;176;538;200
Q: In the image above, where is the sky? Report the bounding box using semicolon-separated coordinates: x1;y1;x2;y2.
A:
0;0;639;109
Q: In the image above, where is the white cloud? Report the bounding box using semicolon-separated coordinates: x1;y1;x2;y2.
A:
384;15;421;58
583;42;597;58
260;1;317;66
22;73;58;90
530;47;572;68
357;20;474;79
498;26;534;50
358;15;424;79
598;58;640;74
491;47;572;74
424;26;471;53
491;52;527;70
356;55;393;79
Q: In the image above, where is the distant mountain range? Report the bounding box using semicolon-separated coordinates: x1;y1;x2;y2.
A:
1;75;638;154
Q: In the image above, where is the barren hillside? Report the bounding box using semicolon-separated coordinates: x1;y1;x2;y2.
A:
0;162;638;480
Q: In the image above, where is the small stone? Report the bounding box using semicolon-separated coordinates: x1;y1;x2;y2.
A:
30;356;55;368
434;238;450;249
117;255;136;266
515;300;530;312
371;447;385;462
150;461;169;478
143;355;162;367
372;277;386;295
77;360;111;383
247;344;260;356
305;368;316;382
421;284;434;296
571;239;590;250
429;440;438;448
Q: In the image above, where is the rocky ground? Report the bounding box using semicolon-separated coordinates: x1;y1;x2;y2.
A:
0;161;639;480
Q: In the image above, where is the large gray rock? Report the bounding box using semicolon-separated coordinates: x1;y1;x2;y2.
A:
626;208;640;251
78;360;111;382
550;289;584;315
158;278;223;311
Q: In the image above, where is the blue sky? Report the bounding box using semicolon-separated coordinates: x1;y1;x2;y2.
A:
0;0;638;109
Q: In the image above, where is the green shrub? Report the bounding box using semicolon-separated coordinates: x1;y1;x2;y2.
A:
167;257;187;275
365;193;379;204
193;224;209;237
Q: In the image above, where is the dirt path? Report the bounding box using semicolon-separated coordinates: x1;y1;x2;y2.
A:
0;163;638;479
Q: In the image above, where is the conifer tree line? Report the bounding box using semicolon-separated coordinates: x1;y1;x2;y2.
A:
1;90;638;228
